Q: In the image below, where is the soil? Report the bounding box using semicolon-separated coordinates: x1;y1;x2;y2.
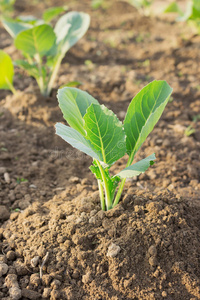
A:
0;0;200;299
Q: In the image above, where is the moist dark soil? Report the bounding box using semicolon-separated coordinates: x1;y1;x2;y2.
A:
0;0;200;299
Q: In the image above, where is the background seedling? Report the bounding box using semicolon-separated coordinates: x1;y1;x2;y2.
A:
2;11;90;96
56;80;172;211
0;0;15;17
164;0;200;34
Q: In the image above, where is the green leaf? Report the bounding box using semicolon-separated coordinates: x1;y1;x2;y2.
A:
124;80;172;163
116;153;156;178
14;24;56;57
84;104;126;165
2;18;33;38
14;60;39;78
43;6;67;23
57;87;99;136
55;123;102;161
164;2;182;14
0;50;14;90
54;11;90;55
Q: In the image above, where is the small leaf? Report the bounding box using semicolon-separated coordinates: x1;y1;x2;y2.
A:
55;123;102;161
57;87;99;136
54;11;90;55
43;6;67;23
2;18;33;38
124;80;172;163
14;24;56;57
116;153;156;178
0;50;14;90
84;104;126;165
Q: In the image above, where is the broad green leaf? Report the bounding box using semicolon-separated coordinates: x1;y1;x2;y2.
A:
116;153;156;178
54;11;90;55
124;80;172;162
43;6;67;23
14;60;39;78
14;24;56;57
84;104;126;165
0;50;14;90
57;87;99;136
55;123;102;161
2;18;32;38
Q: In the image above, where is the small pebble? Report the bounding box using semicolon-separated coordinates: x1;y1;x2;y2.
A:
107;243;121;258
149;256;157;267
82;272;93;284
148;245;157;256
42;288;51;298
0;263;9;277
30;256;40;268
6;251;16;261
0;205;10;221
4;172;10;183
9;286;22;300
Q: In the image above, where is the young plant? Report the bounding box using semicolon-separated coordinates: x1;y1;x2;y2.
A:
55;80;173;211
164;0;200;34
0;50;16;94
2;11;90;96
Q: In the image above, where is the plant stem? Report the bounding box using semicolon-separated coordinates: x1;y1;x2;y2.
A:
35;53;45;95
46;55;63;96
112;178;126;207
5;77;17;94
98;180;105;211
112;154;135;207
95;160;112;210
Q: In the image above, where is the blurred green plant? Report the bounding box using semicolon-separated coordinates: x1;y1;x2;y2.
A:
2;11;90;96
164;0;200;34
0;0;15;17
0;50;16;94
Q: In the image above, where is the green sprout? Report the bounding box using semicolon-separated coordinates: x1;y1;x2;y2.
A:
55;80;173;211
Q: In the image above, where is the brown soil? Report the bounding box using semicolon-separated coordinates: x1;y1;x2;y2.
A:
0;0;200;299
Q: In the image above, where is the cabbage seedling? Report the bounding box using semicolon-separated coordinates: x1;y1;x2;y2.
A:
0;50;16;94
2;12;90;96
164;0;200;34
55;80;173;211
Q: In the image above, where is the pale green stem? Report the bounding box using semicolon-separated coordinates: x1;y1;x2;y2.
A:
5;78;17;94
35;53;45;95
95;160;112;210
46;55;63;96
113;153;135;207
98;180;105;211
112;178;126;208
